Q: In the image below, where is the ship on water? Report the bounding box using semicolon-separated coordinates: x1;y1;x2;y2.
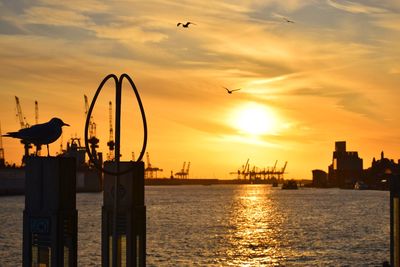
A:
0;137;103;195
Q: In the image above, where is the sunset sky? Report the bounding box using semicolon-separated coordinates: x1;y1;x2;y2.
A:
1;0;400;179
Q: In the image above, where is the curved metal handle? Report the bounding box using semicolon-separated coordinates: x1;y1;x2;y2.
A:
84;73;148;175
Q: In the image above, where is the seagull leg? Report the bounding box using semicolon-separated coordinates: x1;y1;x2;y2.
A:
35;144;41;156
47;144;50;157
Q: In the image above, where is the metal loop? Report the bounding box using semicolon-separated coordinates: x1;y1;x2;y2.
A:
84;73;148;176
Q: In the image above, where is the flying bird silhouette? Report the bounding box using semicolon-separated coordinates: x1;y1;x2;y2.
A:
3;117;69;156
224;87;241;94
283;17;295;23
177;22;196;28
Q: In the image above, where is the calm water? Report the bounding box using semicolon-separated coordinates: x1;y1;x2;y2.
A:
0;185;390;266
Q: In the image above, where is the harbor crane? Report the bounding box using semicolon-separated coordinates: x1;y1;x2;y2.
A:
34;100;41;155
15;96;32;161
15;96;29;128
84;95;97;138
144;152;163;178
277;161;288;179
242;159;250;179
0;122;5;167
272;160;278;174
230;159;287;182
35;100;39;124
84;94;99;161
175;161;190;179
106;101;115;161
230;158;249;179
175;162;186;179
185;162;190;178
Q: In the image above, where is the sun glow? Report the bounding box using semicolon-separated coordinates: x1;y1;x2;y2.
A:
230;103;277;136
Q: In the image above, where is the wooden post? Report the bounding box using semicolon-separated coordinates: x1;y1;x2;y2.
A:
102;161;146;267
391;174;400;267
23;156;77;267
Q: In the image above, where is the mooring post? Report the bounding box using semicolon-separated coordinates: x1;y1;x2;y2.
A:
102;161;146;266
390;173;400;267
23;156;77;267
85;73;147;267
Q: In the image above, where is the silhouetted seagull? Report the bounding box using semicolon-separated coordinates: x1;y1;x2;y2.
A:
3;117;69;156
177;22;196;28
283;17;295;23
224;87;241;94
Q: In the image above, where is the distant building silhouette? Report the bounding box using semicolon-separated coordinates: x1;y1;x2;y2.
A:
363;151;399;190
314;141;400;190
312;169;328;187
328;141;363;188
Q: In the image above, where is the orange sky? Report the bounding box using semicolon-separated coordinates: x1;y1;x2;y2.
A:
1;0;400;179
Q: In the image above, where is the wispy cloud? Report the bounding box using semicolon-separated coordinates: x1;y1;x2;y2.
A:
327;0;387;14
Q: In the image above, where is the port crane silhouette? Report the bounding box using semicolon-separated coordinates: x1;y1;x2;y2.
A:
107;101;115;161
14;96;32;160
35;100;39;124
175;161;190;179
231;159;287;181
145;152;163;178
0;122;5;167
84;94;99;161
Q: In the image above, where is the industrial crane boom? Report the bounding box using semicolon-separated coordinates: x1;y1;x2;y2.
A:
282;161;288;173
272;160;278;172
35;100;39;124
146;152;151;169
186;162;190;175
107;101;115;160
108;101;114;143
15;96;28;128
84;94;96;138
0;122;4;164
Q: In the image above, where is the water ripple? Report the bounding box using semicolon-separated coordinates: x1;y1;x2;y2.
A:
0;185;390;266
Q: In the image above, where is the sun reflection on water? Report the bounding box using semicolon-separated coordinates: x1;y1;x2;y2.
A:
225;185;285;266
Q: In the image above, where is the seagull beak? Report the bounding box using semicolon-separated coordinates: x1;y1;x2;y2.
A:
63;122;70;127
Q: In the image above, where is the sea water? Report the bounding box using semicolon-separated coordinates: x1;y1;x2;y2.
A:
0;185;390;266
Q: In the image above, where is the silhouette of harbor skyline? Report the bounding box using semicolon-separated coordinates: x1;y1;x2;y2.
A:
313;141;400;190
0;1;399;180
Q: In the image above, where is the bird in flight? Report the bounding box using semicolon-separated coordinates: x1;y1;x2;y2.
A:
3;117;69;156
177;22;196;28
224;87;241;94
283;17;295;23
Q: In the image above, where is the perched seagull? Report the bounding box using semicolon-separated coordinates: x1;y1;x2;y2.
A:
3;117;69;156
283;17;295;23
224;87;241;94
177;22;196;28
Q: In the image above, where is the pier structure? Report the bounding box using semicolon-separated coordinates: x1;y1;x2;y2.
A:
23;156;77;267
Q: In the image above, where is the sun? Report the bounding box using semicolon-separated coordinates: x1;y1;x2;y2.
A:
230;103;277;136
